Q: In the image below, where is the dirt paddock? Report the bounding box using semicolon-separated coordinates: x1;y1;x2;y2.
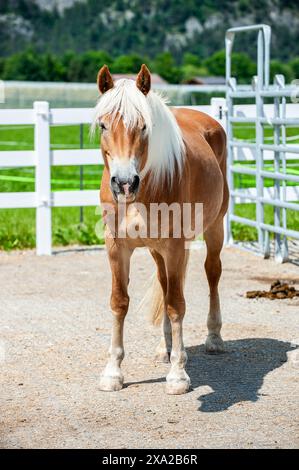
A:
0;245;298;449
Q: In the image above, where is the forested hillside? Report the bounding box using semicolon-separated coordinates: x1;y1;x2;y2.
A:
1;0;298;60
0;0;298;83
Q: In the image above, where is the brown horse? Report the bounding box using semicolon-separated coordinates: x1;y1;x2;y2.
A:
94;64;228;395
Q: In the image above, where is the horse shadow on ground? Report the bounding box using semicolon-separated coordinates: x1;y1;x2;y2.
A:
186;338;295;412
125;338;295;412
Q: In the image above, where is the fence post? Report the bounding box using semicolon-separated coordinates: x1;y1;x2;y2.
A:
211;97;226;125
210;97;229;244
273;75;288;263
255;30;267;256
34;101;52;255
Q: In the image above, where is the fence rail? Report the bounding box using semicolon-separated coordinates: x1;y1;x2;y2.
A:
0;93;299;256
225;23;299;263
0;102;105;254
0;101;223;254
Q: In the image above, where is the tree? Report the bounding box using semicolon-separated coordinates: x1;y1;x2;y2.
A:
181;64;209;83
111;54;144;74
153;52;182;84
183;53;201;68
270;60;293;84
63;50;112;82
3;49;46;81
204;50;225;77
204;49;256;83
0;58;4;78
289;58;299;80
42;53;65;82
231;52;256;83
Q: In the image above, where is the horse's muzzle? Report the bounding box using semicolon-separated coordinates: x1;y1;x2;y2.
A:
110;174;140;201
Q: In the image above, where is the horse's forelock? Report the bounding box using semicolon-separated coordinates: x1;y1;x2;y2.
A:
91;79;185;189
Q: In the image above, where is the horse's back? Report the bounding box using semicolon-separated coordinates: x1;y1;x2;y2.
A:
171;107;226;163
171;107;229;222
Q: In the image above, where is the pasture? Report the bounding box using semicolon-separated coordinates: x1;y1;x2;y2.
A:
0;122;298;250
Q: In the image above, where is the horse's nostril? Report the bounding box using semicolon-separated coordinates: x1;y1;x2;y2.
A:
111;174;139;198
130;175;140;192
110;176;120;193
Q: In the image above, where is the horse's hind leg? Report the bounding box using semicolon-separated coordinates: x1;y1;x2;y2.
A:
204;216;225;353
150;250;171;363
99;240;133;391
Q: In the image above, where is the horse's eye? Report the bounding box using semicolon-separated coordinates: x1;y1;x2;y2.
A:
142;124;146;132
100;122;107;131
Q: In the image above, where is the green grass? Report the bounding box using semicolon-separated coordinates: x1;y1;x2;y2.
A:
0;207;105;250
232;203;299;242
0;124;98;151
233;123;299;144
0;122;298;250
0;123;105;249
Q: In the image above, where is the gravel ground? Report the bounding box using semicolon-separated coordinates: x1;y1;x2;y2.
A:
0;245;298;449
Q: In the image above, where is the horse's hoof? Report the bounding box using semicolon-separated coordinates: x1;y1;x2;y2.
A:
166;379;190;395
155;351;171;363
99;375;123;392
205;333;225;354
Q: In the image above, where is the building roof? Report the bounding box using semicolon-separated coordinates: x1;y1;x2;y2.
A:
184;76;226;85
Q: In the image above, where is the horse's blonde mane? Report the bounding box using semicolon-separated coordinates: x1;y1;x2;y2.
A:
91;79;185;187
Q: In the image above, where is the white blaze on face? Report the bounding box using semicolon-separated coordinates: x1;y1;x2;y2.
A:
109;157;138;182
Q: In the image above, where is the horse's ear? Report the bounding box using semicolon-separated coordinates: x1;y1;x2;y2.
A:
97;65;114;94
136;64;151;95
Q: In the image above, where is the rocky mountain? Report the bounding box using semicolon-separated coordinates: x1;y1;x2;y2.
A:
0;0;298;61
34;0;85;13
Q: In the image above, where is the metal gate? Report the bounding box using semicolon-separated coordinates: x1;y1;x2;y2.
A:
225;24;299;262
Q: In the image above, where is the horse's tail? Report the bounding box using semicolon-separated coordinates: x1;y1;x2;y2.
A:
136;251;190;327
136;272;164;326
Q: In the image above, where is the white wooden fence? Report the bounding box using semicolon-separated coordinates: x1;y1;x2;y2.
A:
0;101;223;255
0;102;106;255
0;99;298;255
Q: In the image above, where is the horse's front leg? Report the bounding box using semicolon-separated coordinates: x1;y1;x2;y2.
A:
164;247;190;395
100;241;133;392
